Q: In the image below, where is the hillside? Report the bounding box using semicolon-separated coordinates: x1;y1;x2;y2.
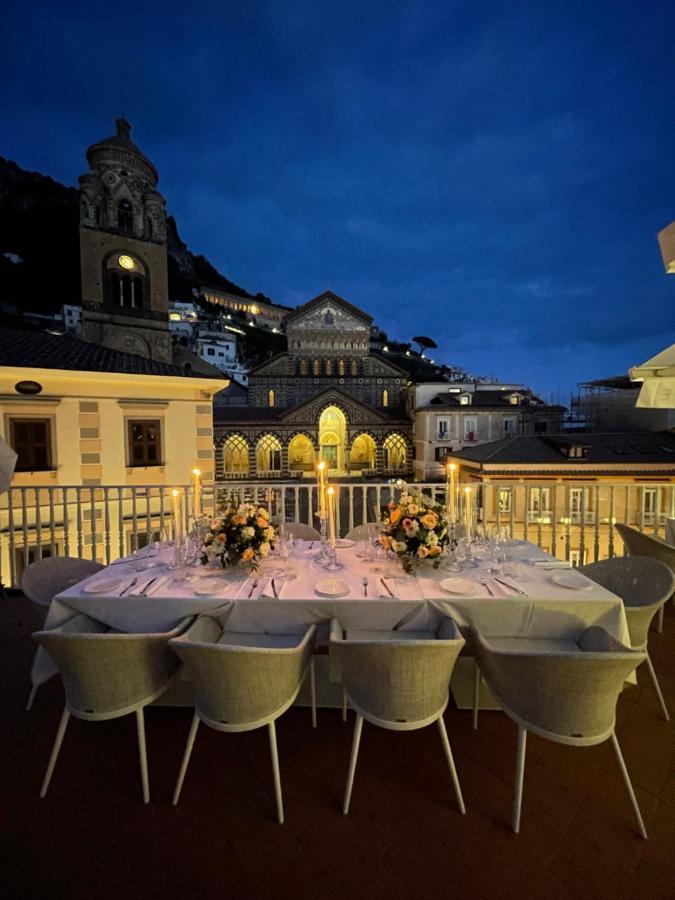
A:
0;157;262;314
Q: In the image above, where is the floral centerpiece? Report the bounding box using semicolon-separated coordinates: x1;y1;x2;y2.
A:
201;503;276;570
380;485;450;572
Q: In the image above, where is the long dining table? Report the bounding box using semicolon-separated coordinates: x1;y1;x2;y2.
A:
31;539;632;708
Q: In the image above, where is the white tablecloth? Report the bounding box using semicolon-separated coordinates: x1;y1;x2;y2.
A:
31;541;630;686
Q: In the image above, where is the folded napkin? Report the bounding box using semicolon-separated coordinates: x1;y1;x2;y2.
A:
259;577;286;599
531;559;571;569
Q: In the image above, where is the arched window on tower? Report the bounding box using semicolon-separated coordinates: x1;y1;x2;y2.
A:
118;200;133;234
325;359;332;376
338;359;345;376
382;389;389;407
351;360;358;377
105;254;147;309
313;359;320;376
300;360;308;376
268;389;275;407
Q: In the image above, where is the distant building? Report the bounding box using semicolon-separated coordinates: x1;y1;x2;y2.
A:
61;304;82;333
214;291;413;479
572;375;675;432
200;287;291;329
412;382;565;481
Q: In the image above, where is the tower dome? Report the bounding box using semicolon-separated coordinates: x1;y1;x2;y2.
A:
86;118;159;185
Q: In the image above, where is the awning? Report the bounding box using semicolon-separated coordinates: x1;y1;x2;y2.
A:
630;343;675;408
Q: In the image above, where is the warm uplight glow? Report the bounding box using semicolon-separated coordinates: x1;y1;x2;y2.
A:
318;460;326;471
192;467;201;477
118;254;135;270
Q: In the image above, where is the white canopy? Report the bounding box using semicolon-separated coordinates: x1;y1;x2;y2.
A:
630;344;675;408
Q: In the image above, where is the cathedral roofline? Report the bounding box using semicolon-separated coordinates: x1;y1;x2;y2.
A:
284;290;373;325
86;118;159;183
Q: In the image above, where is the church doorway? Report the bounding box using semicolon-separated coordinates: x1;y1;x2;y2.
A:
349;433;376;473
319;406;347;473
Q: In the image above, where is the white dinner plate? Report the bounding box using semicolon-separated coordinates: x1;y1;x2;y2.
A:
550;571;592;590
439;577;477;596
508;539;528;546
335;539;356;549
315;578;350;598
83;577;124;595
193;583;229;596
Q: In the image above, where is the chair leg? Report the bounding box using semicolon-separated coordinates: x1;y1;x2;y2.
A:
437;716;466;814
472;662;480;731
268;721;284;824
610;732;648;840
343;714;363;815
645;654;670;721
342;686;348;722
512;726;527;834
26;683;38;712
136;708;150;804
40;707;70;798
656;605;664;634
309;658;317;728
172;712;200;806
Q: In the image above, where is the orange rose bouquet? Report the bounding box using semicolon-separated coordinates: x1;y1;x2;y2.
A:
202;503;276;569
380;485;450;571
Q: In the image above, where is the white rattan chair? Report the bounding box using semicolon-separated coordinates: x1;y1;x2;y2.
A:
33;613;193;803
278;522;321;541
330;617;466;817
580;556;674;721
615;523;675;632
169;616;317;824
23;557;106;711
471;625;648;838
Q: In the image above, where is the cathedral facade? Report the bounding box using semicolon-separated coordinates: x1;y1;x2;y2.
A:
214;292;414;480
79;118;172;362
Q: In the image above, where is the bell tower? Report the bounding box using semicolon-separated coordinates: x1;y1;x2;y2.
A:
79;118;172;362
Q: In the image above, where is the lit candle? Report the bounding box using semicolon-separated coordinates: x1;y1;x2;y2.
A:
317;460;327;517
327;486;336;548
191;467;202;519
446;462;457;522
463;486;473;537
171;488;183;542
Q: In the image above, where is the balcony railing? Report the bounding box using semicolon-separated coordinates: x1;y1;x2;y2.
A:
1;479;672;589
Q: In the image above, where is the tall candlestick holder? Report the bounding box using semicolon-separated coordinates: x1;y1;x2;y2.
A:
314;512;332;565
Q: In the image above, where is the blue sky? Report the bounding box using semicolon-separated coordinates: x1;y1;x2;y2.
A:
2;0;674;401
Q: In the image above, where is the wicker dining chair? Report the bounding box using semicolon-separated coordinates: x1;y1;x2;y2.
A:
614;523;675;632
169;616;317;824
23;557;106;711
471;625;647;838
580;556;674;721
278;522;322;542
330;617;466;817
33;612;193;803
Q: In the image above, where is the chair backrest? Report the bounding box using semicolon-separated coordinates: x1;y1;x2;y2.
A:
278;522;321;541
22;557;105;607
170;620;315;727
345;523;379;541
614;524;675;572
579;556;674;647
472;626;645;744
33;613;190;715
331;618;465;726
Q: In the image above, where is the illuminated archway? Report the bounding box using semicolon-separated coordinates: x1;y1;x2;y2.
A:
319;406;347;472
383;433;407;471
223;434;249;475
288;434;315;474
256;434;282;473
349;433;376;472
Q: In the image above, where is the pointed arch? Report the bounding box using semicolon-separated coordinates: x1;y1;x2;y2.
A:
223;434;249;475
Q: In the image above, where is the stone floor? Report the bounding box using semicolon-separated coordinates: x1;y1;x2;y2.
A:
2;593;675;899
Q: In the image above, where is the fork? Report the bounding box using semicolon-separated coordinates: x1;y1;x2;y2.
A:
247;576;259;599
478;577;495;597
362;577;369;597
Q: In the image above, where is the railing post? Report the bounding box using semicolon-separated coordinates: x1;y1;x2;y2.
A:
104;487;111;565
76;487;83;559
593;485;601;562
608;486;615;559
62;487;70;558
7;488;16;588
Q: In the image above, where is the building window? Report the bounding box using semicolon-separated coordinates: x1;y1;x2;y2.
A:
529;487;551;520
325;359;333;376
383;433;407;470
642;488;658;524
268;389;275;407
459;394;470;405
300;360;308;376
351;360;358;376
118;200;134;233
127;420;162;467
503;417;517;434
313;359;320;376
569;549;586;567
338;359;345;376
464;417;477;441
9;418;52;471
256;435;282;472
223;435;249;474
382;389;389;407
434;447;450;462
437;417;449;440
498;487;512;513
107;255;146;309
207;347;215;356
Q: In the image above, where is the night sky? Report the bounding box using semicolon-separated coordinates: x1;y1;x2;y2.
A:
2;0;674;402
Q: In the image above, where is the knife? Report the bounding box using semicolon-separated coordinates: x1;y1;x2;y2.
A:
119;577;138;597
271;578;279;599
380;577;395;598
494;576;526;596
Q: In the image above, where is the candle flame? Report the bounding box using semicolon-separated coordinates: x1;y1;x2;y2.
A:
172;488;180;497
318;461;326;471
463;486;472;494
327;486;335;496
447;462;457;472
192;467;201;477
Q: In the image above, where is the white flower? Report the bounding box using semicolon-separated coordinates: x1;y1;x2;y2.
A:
426;531;439;546
260;542;271;557
242;526;255;539
264;527;275;541
392;540;407;554
408;504;419;516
